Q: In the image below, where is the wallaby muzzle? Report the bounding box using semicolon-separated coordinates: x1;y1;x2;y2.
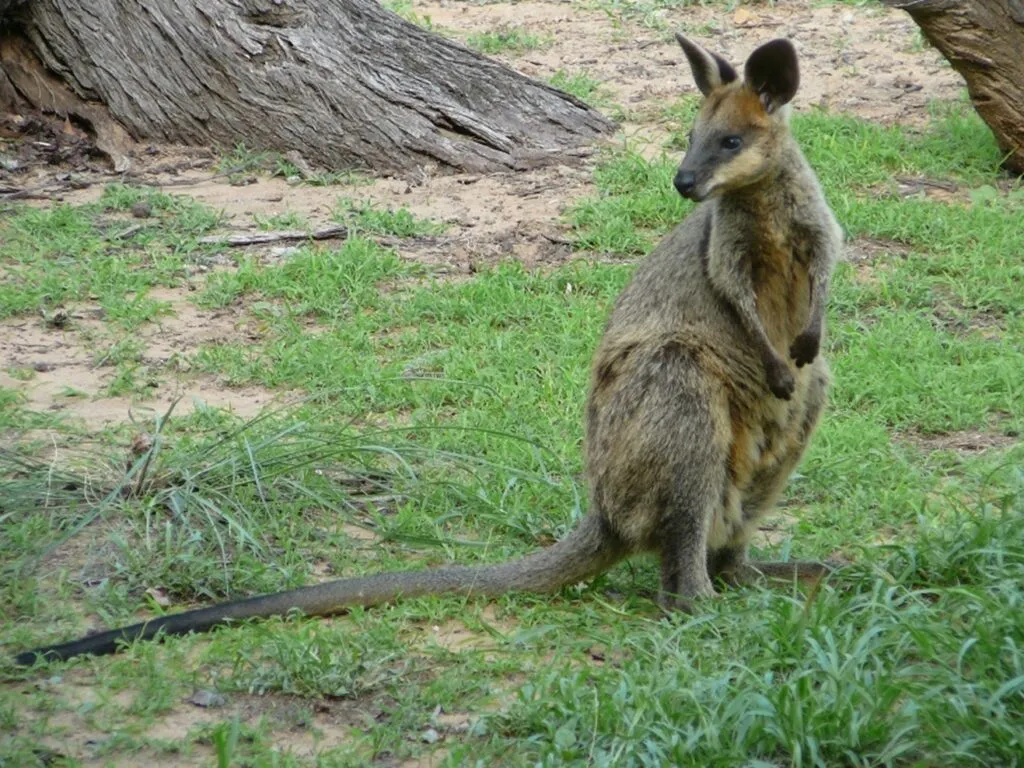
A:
674;152;713;201
674;169;698;200
674;136;717;201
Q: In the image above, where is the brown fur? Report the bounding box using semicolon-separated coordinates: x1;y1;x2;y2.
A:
13;35;843;666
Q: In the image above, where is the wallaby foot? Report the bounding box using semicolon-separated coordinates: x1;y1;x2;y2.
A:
658;541;719;610
720;559;842;588
764;355;795;400
790;328;821;368
658;502;718;612
656;582;718;614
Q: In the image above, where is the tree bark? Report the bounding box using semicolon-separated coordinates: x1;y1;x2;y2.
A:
1;0;613;175
883;0;1024;174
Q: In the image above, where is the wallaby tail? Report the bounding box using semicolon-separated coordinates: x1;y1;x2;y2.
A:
14;514;623;665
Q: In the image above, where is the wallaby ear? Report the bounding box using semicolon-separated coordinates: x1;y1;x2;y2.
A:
744;39;800;113
675;33;738;96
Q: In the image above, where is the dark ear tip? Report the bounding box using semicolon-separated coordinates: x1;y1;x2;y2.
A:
764;38;796;54
754;38;799;65
745;37;800;101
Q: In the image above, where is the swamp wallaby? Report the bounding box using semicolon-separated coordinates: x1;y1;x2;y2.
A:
14;35;842;666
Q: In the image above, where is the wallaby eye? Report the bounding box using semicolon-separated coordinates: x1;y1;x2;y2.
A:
721;135;742;151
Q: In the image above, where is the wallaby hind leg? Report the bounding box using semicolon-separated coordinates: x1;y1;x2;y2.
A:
588;341;729;613
658;485;719;612
657;445;728;611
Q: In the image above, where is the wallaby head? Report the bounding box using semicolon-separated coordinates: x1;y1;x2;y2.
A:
673;34;800;202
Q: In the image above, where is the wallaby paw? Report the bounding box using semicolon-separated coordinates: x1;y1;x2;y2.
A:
765;358;795;400
790;330;821;368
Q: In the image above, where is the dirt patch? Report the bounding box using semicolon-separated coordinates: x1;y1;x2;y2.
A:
339;521;382;543
754;511;802;550
400;747;453;768
924;284;1009;340
845;237;914;263
421;0;963;131
929;305;1007;340
413;604;513;653
0;286;279;429
860;176;988;206
896;429;1019;455
10;671;383;765
890;176;965;203
49;161;592;275
843;236;913;287
205;166;589;272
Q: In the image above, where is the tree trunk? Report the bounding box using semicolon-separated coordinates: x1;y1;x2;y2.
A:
883;0;1024;174
0;0;613;175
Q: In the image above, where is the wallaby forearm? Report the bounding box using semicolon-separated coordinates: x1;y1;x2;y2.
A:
706;248;795;399
791;227;838;366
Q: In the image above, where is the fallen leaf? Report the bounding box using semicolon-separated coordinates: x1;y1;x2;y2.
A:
734;8;756;25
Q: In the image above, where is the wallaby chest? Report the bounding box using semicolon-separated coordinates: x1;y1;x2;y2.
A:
750;231;812;353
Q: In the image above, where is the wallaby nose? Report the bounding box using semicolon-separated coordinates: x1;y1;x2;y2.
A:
674;170;697;199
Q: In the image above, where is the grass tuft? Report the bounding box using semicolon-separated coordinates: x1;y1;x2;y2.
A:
331;198;447;238
466;26;550;55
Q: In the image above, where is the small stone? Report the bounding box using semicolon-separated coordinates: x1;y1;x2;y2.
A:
44;308;70;328
188;689;227;708
131;201;153;218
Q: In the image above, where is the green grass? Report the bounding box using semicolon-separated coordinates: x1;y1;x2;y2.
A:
494;508;1024;765
573;97;1020;254
587;0;706;31
0;185;220;320
331;197;447;238
2;79;1023;766
216;142;371;186
466;26;550;55
254;211;308;231
549;69;607;106
380;0;436;30
199;236;416;318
